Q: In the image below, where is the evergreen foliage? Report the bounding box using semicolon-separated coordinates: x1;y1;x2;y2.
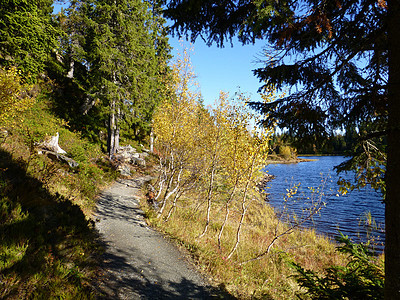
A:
0;0;59;81
57;0;171;154
165;0;387;191
291;233;384;300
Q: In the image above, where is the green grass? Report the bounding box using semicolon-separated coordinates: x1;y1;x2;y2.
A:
0;97;118;299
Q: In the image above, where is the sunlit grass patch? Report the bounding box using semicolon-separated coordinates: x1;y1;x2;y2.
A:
0;100;116;299
143;188;351;299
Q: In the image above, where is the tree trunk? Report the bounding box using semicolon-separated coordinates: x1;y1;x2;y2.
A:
218;183;237;250
67;60;75;79
115;126;120;150
115;106;120;151
219;134;240;249
165;188;183;222
226;190;247;260
157;169;176;217
198;165;215;238
150;129;154;153
108;98;117;158
155;157;167;201
385;1;400;298
226;156;256;260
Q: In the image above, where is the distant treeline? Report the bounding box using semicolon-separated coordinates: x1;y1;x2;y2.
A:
270;126;385;155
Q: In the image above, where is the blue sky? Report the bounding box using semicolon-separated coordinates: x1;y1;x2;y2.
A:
53;2;267;107
168;37;266;107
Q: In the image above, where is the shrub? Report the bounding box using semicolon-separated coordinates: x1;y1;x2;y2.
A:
291;233;384;299
0;67;34;127
279;145;296;160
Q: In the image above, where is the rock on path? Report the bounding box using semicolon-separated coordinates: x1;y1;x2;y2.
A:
95;178;221;299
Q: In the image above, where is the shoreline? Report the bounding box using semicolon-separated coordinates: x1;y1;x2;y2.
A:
265;156;317;164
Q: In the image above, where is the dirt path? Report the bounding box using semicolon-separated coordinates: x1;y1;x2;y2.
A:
95;177;225;299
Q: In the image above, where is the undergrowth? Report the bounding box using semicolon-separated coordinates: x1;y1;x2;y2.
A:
291;233;384;299
0;97;117;298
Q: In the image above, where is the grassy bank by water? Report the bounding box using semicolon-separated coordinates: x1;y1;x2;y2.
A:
265;157;317;165
142;185;350;299
146;91;383;298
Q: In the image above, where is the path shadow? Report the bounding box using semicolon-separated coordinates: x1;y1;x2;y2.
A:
95;240;236;300
94;179;236;299
96;180;147;226
0;148;98;298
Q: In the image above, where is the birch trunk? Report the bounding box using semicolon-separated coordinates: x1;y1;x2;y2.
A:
226;155;257;260
198;166;215;238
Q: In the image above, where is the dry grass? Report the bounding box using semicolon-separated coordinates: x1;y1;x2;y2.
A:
142;188;348;299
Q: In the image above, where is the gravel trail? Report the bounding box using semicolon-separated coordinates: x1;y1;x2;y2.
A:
95;177;224;299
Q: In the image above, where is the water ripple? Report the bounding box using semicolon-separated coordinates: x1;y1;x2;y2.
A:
264;156;385;251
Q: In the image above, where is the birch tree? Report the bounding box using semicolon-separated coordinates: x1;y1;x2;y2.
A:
152;46;205;217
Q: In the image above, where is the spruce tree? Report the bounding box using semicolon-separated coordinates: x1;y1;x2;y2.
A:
65;0;170;156
0;0;58;81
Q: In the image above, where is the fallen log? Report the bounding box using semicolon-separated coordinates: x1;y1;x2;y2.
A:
38;149;79;168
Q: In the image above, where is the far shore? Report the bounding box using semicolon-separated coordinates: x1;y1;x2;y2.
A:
265;155;317;164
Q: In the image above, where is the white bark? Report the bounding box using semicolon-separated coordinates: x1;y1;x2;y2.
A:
40;132;67;154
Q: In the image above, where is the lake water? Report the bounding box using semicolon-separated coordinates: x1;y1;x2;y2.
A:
264;156;385;250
